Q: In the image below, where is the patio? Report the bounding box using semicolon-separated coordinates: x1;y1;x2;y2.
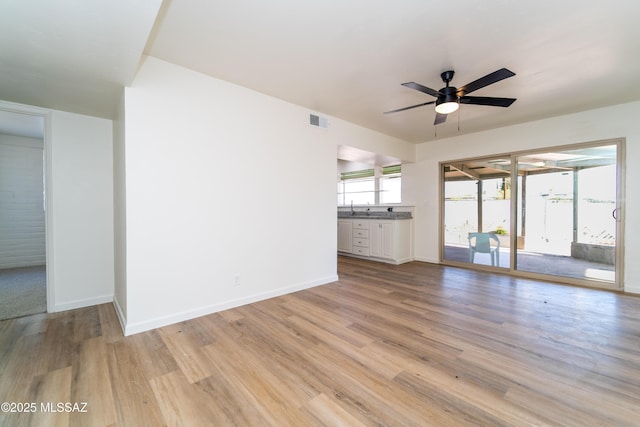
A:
444;244;615;282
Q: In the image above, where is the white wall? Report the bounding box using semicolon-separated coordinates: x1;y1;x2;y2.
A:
121;56;342;334
49;109;115;310
0;134;45;269
113;92;127;321
404;101;640;294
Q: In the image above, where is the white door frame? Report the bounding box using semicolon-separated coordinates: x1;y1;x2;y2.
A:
0;100;54;312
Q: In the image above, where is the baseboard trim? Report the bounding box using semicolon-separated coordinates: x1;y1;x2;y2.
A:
54;294;113;313
112;296;127;334
339;253;417;265
123;274;339;336
413;256;439;264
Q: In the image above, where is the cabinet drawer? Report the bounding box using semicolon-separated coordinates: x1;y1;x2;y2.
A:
352;221;369;230
352;246;369;256
352;237;369;248
353;229;369;238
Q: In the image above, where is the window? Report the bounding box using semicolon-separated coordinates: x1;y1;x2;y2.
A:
337;168;375;205
338;165;401;205
380;165;401;204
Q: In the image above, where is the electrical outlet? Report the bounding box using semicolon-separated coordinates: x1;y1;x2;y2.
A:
234;274;240;286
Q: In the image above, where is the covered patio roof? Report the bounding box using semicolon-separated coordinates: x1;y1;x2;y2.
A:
444;145;617;181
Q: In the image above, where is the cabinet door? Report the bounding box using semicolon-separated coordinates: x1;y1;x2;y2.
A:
337;220;353;253
379;221;394;259
370;221;394;259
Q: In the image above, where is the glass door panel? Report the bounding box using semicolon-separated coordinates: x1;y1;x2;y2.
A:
514;145;617;284
443;158;511;268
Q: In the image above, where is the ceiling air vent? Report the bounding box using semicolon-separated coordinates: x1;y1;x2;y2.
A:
309;114;329;129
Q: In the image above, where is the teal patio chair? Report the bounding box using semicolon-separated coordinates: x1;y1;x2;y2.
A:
468;232;500;266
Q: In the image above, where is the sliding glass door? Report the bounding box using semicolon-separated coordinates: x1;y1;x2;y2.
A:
442;156;511;269
441;141;623;290
514;145;618;285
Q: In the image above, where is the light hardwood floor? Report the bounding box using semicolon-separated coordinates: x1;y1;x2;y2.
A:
2;256;640;426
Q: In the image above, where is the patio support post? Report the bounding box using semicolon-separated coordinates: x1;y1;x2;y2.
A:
477;179;483;232
573;169;579;244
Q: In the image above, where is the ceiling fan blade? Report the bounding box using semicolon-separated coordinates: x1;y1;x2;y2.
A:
402;82;441;98
384;100;436;114
434;112;447;125
459;96;516;107
457;68;515;95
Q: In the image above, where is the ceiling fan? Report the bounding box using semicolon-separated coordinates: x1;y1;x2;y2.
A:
384;68;517;125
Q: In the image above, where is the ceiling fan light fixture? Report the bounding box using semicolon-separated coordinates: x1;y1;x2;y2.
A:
435;99;459;114
435;85;459;114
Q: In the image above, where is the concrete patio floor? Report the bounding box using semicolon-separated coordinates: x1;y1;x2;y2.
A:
444;244;615;283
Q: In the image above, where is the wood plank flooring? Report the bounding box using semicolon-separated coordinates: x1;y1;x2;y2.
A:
2;255;640;426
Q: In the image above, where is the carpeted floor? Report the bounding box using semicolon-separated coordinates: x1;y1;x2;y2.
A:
0;265;46;321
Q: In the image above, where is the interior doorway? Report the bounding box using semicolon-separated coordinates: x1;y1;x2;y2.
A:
0;109;47;320
441;140;624;290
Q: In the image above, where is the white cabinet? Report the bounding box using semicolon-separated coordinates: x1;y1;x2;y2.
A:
369;220;394;259
351;221;369;256
337;218;412;264
337;220;353;253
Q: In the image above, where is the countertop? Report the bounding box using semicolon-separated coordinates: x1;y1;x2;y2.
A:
338;211;412;220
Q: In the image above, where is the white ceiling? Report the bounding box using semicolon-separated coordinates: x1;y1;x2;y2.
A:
2;1;640;143
0;0;162;137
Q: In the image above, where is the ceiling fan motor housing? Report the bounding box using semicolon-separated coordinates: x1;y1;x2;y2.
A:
439;71;458;106
438;86;458;104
